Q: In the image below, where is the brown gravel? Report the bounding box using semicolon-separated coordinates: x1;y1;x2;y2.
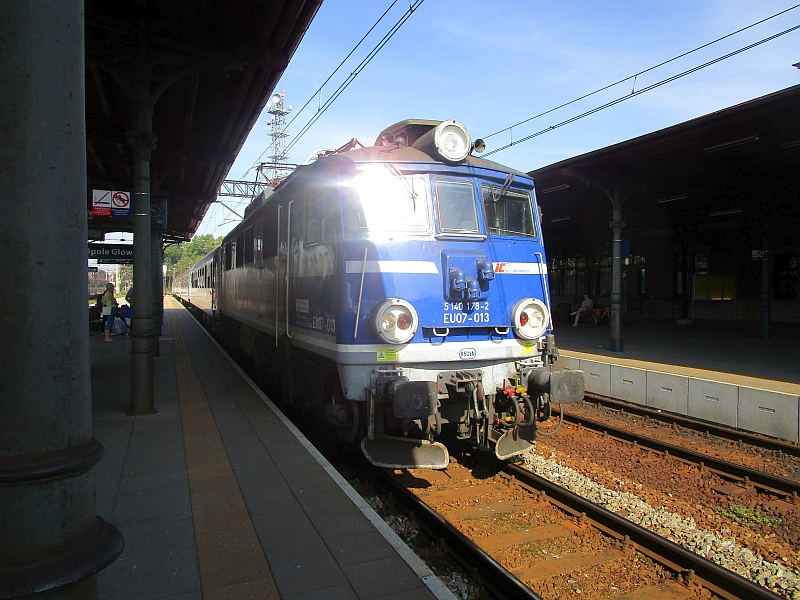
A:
539;401;800;571
400;456;684;600
569;400;800;478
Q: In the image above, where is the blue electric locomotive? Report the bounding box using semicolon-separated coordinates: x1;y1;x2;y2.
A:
176;119;584;469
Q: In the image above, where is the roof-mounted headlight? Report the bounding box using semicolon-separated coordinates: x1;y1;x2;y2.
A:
434;121;471;162
511;298;549;340
412;120;472;163
372;299;418;344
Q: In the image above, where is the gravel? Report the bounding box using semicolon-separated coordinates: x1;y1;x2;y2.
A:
365;495;483;599
520;449;800;599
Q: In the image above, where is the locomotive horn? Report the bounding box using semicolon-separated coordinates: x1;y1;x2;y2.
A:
379;132;395;148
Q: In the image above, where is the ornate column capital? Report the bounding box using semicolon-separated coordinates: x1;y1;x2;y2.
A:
126;131;158;161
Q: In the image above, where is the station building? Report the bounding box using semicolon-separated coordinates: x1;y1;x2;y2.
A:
531;85;800;329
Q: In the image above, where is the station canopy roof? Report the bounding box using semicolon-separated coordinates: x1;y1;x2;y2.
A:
530;84;800;253
85;0;321;240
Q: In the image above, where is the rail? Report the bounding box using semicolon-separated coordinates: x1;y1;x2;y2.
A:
581;393;800;459
370;463;544;600
503;461;784;600
561;409;800;499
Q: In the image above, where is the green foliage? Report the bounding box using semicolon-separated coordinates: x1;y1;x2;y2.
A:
118;264;133;293
716;505;781;528
164;234;223;277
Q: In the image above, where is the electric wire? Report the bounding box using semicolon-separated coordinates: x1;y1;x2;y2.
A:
483;23;800;157
285;0;425;155
482;3;800;141
210;1;420;236
244;0;400;175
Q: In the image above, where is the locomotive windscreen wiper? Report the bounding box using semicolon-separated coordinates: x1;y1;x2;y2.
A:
490;173;516;203
385;163;418;210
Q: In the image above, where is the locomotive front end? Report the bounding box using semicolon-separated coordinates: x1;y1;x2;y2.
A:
337;120;584;469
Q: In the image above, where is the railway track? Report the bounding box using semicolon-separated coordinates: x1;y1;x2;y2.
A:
370;445;784;600
580;393;800;460
558;409;800;502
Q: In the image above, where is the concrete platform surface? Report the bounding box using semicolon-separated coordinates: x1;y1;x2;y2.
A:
91;297;452;600
553;316;800;394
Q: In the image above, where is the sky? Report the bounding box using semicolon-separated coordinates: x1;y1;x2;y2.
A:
194;0;800;238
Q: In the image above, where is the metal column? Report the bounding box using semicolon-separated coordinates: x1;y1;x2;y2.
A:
610;209;625;352
759;237;770;340
0;2;123;596
152;231;164;353
128;53;158;415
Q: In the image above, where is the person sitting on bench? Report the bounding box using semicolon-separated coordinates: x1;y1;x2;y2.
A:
571;294;593;326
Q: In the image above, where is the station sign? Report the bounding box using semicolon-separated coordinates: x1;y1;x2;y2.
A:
88;243;133;264
92;189;132;218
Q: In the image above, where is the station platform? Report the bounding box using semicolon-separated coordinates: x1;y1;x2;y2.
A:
553;317;800;442
90;297;451;600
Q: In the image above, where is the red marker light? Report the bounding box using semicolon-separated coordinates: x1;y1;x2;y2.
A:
519;311;529;326
397;313;413;330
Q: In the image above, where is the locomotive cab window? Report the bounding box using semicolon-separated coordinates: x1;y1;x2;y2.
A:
436;180;480;234
345;166;430;234
481;185;537;238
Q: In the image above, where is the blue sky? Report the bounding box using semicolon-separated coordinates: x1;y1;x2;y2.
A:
195;0;800;237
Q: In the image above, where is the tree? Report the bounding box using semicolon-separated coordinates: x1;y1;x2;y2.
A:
164;234;223;285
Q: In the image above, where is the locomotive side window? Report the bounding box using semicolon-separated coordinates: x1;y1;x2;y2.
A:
224;242;232;270
481;185;537;238
254;221;263;262
345;167;429;234
436;180;479;234
235;233;245;268
263;206;278;259
244;227;254;264
306;186;338;245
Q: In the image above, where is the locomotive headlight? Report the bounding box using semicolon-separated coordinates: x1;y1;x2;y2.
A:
373;299;418;344
433;121;471;163
511;298;549;340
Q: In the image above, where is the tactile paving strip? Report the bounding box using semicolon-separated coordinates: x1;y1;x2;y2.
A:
169;299;279;599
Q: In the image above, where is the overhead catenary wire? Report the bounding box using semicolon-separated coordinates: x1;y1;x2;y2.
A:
243;0;400;177
483;22;800;157
285;0;425;155
482;3;800;141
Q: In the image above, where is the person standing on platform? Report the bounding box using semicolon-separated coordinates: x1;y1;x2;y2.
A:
125;285;134;307
571;294;593;326
103;282;119;342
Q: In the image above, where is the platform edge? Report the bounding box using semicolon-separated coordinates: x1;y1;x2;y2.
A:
183;306;458;600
